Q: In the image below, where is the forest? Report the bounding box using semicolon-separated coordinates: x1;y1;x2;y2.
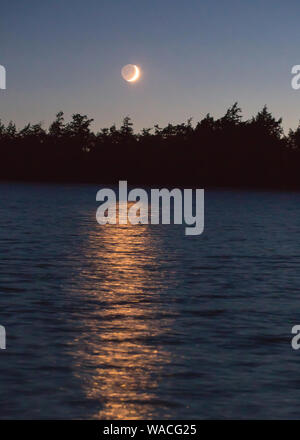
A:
1;103;300;188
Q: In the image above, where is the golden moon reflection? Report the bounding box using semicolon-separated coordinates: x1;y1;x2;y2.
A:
121;64;140;82
71;202;177;419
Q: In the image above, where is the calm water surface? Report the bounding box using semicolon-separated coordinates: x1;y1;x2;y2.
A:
1;183;300;419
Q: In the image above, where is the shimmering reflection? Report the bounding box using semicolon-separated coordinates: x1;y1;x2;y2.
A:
4;185;300;419
72;202;175;419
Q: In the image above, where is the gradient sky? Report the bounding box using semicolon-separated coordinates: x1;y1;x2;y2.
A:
2;0;300;133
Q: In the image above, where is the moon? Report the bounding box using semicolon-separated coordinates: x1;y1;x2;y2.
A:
121;64;140;82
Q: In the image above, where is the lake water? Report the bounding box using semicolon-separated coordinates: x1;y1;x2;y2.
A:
1;182;300;419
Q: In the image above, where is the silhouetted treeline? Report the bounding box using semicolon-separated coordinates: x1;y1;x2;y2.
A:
2;103;300;188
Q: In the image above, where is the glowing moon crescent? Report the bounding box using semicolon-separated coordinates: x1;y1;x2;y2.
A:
121;64;140;82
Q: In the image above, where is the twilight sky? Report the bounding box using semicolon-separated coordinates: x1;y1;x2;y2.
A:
1;0;300;133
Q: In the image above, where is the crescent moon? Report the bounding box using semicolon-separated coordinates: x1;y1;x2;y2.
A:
127;65;140;82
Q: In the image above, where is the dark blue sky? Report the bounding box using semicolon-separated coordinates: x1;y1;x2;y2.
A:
2;0;300;132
